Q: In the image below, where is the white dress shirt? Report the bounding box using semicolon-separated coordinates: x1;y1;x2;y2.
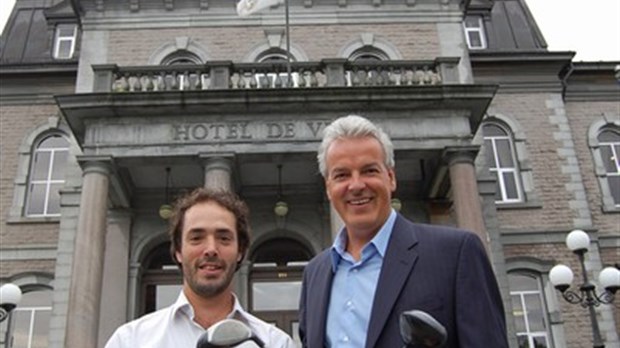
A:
105;291;296;348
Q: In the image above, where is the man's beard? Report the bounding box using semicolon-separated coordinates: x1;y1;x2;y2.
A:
184;257;236;298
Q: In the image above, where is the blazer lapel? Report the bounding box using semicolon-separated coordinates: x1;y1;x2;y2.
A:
309;253;334;348
365;216;419;348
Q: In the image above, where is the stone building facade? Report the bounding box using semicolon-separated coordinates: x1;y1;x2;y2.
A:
0;0;618;347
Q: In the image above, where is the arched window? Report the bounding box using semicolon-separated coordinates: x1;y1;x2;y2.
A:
25;134;70;217
348;46;389;61
597;128;620;206
508;272;552;348
10;288;53;348
161;50;202;65
255;50;297;88
483;123;523;203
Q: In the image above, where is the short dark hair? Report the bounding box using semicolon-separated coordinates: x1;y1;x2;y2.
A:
168;188;251;271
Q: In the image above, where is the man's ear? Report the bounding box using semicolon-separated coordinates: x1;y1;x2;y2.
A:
325;179;332;201
175;250;182;265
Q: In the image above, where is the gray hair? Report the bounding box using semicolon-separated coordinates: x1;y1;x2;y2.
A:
317;115;394;177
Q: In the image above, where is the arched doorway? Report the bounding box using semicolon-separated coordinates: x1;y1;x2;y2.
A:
249;237;313;345
140;242;182;315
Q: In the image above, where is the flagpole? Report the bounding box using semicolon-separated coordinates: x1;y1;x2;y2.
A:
284;0;292;86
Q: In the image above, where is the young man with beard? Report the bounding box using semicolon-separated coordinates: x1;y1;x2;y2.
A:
105;188;295;348
298;115;508;348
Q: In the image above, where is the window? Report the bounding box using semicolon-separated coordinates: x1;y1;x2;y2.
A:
463;16;487;49
53;24;77;59
25;134;70;217
483;123;523;203
255;51;298;88
10;289;52;348
597;129;620;206
509;273;551;348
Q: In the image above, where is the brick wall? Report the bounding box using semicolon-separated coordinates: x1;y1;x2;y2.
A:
0;103;62;246
488;93;576;231
106;23;440;65
565;101;620;235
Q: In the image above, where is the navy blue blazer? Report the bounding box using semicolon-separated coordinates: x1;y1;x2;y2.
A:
298;214;508;348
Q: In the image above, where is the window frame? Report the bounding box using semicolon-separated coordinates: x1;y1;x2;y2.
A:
597;129;620;207
463;16;487;50
24;134;70;217
53;24;78;60
588;118;620;212
483;123;524;204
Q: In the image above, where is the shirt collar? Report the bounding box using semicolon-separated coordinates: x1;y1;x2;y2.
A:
330;209;397;272
173;290;252;327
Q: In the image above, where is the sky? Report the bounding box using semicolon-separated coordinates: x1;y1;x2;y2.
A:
0;0;619;61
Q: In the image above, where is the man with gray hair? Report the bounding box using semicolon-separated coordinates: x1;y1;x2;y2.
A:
299;115;508;347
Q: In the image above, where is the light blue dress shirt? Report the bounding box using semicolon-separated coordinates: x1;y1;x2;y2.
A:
325;210;397;348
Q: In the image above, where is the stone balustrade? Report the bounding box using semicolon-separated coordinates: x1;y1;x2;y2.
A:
92;57;460;93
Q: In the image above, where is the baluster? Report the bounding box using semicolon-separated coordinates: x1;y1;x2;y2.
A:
250;69;258;88
113;73;128;92
376;67;385;85
352;67;361;86
156;72;166;91
236;70;245;89
414;68;425;85
423;67;432;85
388;67;397;85
274;69;283;88
260;69;270;88
310;68;319;87
430;69;441;85
140;74;154;91
194;70;202;90
128;75;141;92
201;73;210;90
399;67;409;86
298;69;306;87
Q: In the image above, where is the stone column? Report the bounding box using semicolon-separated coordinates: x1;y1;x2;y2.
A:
98;209;131;348
64;159;111;348
444;147;490;253
201;155;233;191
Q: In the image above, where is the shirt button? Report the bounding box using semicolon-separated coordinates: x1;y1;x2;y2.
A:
342;336;349;342
346;300;353;307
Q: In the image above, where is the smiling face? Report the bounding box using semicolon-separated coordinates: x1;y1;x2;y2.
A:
325;136;396;245
175;200;242;299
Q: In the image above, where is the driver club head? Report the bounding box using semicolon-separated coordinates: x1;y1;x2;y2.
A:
196;319;263;348
400;310;447;348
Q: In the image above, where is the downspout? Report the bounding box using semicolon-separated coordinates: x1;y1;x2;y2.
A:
69;0;83;27
560;60;574;101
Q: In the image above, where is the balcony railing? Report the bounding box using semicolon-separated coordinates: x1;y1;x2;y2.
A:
92;58;460;93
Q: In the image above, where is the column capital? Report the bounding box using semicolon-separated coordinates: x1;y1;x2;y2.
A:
442;146;480;166
76;155;114;176
199;153;235;172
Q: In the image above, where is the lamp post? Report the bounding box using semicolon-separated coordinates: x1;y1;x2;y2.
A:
0;283;22;322
549;229;620;348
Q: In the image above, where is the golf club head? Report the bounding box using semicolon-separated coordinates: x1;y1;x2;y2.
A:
400;310;447;348
196;319;265;348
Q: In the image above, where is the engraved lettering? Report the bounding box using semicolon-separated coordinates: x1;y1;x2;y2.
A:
267;123;283;138
306;121;326;137
173;124;191;141
211;124;225;139
283;123;295;138
227;124;239;139
239;122;252;139
192;124;208;140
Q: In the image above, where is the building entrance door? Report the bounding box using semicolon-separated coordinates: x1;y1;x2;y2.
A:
249;237;313;347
